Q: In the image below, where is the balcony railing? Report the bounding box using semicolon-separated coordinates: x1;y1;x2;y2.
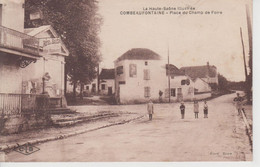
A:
0;93;49;115
0;25;40;56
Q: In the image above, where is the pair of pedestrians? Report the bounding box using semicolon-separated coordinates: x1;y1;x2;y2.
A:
180;100;208;119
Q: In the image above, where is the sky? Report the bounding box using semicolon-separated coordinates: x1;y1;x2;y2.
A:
98;0;252;82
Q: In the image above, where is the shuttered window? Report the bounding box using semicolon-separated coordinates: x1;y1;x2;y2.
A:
143;69;150;80
144;87;151;98
129;64;137;77
171;88;176;97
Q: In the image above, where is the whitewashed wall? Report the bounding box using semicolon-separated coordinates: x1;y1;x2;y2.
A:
0;0;25;32
0;60;22;93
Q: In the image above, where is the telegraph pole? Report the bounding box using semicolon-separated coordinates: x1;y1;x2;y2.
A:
168;44;171;103
246;4;252;102
240;27;248;81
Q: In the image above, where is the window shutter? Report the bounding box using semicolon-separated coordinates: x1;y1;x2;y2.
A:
144;69;150;80
144;87;151;97
129;64;137;77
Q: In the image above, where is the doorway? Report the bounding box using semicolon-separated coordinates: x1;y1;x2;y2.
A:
177;88;183;102
108;87;112;96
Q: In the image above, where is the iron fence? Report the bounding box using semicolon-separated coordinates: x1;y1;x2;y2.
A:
0;93;49;115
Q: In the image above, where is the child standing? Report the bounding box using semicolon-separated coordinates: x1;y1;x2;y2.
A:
147;99;154;121
180;102;185;119
194;100;199;119
204;101;208;118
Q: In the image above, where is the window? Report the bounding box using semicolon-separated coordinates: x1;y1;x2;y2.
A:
86;86;89;90
144;87;151;98
145;61;148;66
171;88;176;97
129;64;137;77
101;84;106;90
143;69;150;80
186;79;190;85
181;80;186;85
119;81;126;85
116;66;123;75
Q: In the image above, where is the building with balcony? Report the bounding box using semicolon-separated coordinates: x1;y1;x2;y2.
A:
0;0;42;116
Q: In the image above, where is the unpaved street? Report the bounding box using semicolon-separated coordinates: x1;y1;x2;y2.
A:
5;93;252;161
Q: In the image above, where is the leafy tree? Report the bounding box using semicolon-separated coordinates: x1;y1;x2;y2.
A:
218;74;228;91
24;0;102;100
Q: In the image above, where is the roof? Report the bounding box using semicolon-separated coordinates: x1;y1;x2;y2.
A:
116;48;161;62
99;68;115;80
24;25;53;36
180;65;217;79
24;25;69;56
166;64;185;76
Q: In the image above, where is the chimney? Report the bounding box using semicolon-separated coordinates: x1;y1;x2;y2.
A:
206;62;210;81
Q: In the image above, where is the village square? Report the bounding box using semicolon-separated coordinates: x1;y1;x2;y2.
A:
0;0;253;163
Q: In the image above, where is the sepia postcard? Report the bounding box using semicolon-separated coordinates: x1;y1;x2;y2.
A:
0;0;256;165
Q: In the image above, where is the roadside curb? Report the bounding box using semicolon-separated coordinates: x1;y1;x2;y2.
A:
241;110;253;150
0;115;145;152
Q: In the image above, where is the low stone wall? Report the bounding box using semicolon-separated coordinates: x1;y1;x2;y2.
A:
0;112;52;135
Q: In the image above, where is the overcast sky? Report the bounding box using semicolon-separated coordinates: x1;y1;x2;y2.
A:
98;0;252;82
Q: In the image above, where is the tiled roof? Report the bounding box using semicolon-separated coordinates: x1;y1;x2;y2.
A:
99;68;115;80
166;64;185;76
180;65;217;79
116;48;161;62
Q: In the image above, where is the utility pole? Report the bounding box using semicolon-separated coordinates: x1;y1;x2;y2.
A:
168;44;171;103
240;27;248;81
97;63;100;94
246;4;252;64
246;4;252;102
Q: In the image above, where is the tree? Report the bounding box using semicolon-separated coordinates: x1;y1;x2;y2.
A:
218;74;228;91
25;0;102;100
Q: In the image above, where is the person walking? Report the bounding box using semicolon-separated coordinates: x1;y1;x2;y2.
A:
147;99;154;121
194;100;199;119
180;102;185;119
203;100;208;118
159;90;163;103
233;93;244;116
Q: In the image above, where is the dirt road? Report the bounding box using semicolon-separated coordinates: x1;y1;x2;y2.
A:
4;93;252;162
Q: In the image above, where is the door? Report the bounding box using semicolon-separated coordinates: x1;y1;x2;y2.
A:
177;88;183;101
92;83;96;93
108;87;112;96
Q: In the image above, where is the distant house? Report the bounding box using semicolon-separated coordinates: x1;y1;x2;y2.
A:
99;68;115;95
193;78;212;93
180;62;218;85
84;78;98;95
114;48;195;104
192;78;212;99
180;62;217;99
166;64;195;102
